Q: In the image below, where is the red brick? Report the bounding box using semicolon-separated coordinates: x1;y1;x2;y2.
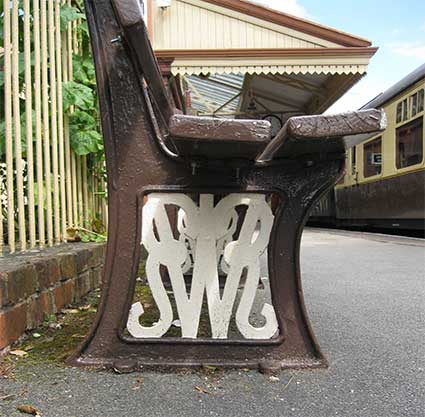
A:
53;281;74;312
0;303;27;349
5;265;38;304
59;253;77;281
88;245;106;268
33;258;60;290
75;272;90;300
26;292;54;330
76;249;91;273
89;268;102;289
62;281;74;306
0;273;7;307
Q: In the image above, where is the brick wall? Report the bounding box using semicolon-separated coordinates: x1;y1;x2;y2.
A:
0;243;106;350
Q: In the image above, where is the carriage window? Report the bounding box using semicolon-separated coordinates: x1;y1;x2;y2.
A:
396;102;402;123
396;117;423;169
351;146;356;175
418;89;424;113
396;99;409;123
411;89;424;117
363;137;382;178
411;93;418;117
402;98;408;121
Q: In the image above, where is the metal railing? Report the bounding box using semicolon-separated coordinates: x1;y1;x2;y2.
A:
1;0;107;254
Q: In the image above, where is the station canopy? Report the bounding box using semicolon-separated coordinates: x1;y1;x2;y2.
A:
149;0;377;121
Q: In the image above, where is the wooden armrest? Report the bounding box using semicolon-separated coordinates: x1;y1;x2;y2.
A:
257;109;387;163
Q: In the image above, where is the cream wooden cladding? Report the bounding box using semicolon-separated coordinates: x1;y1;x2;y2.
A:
1;1;107;253
151;0;335;51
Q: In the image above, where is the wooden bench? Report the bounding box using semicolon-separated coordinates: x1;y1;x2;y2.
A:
70;0;386;371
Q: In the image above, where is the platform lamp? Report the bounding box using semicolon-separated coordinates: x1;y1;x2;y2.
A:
247;90;258;115
157;0;172;9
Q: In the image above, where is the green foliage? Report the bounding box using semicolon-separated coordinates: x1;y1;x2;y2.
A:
0;120;5;157
66;226;107;243
70;124;103;155
80;230;106;243
0;3;102;161
63;53;102;156
0;110;36;157
72;54;96;86
59;7;103;162
0;53;32;87
63;81;95;111
0;1;106;236
60;4;86;31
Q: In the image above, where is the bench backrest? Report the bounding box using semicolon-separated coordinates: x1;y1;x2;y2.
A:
112;0;174;124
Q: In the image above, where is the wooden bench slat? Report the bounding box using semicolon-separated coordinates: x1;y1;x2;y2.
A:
169;115;272;143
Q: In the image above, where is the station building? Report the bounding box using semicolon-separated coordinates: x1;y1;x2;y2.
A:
145;0;377;130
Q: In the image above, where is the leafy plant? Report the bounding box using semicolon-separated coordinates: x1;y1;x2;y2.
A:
61;6;103;162
0;1;107;240
66;226;106;243
60;4;86;31
68;110;103;155
0;2;102;161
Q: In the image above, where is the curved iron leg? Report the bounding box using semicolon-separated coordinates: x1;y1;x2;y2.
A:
69;159;344;369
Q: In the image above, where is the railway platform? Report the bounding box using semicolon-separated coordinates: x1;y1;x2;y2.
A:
0;228;424;417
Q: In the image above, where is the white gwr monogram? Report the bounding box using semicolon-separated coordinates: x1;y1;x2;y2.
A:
127;193;278;339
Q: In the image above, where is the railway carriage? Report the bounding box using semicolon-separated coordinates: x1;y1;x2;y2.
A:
310;64;425;232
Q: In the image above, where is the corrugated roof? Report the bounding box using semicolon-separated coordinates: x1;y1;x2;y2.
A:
186;73;244;115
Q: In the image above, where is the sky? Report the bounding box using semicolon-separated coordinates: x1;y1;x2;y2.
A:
258;0;425;113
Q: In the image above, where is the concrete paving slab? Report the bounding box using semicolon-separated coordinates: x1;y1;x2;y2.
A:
0;229;424;417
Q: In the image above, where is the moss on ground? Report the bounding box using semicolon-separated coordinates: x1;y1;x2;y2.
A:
1;291;100;376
